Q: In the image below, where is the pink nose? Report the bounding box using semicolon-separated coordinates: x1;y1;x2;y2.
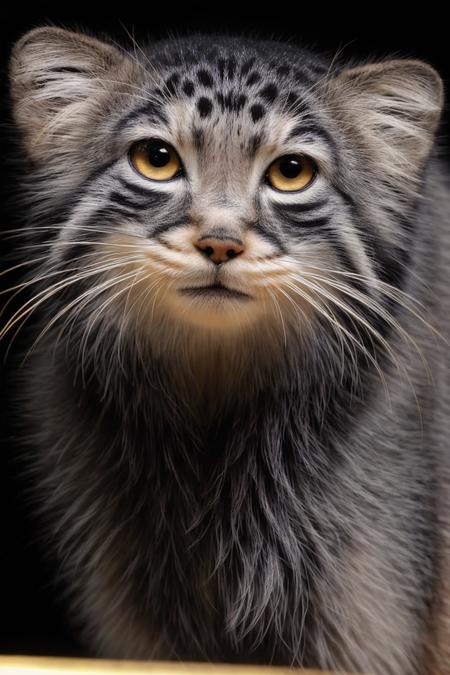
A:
195;237;245;265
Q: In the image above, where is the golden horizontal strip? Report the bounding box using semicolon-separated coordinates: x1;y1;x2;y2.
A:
0;656;343;675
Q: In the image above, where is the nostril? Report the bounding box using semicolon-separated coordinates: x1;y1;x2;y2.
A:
195;237;245;264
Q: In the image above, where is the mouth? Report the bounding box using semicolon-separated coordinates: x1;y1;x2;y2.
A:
179;282;252;300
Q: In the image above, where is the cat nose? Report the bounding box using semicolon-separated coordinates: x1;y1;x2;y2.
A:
195;236;245;265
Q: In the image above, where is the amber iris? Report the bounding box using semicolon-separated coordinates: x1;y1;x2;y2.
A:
129;140;182;181
266;154;316;192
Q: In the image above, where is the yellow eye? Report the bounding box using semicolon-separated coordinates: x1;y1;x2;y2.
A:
129;139;182;181
266;154;316;192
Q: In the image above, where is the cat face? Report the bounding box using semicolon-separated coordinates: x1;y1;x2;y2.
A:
8;29;443;353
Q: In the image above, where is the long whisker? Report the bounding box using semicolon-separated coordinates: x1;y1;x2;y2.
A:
0;259;143;339
282;278;391;398
267;288;287;348
78;272;144;383
22;270;141;364
0;256;49;278
296;271;433;378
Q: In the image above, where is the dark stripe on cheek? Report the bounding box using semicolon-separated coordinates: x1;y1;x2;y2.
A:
275;207;331;229
109;192;149;211
59;209;122;265
373;244;408;289
75;159;118;199
151;217;189;238
335;185;408;291
272;199;329;216
251;222;287;254
291;216;330;229
34;159;118;246
109;190;169;212
329;238;367;294
117;177;157;198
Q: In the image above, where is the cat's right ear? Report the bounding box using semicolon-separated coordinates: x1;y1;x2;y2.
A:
9;27;131;161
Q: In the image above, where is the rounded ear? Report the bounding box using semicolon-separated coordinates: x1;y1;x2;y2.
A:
329;59;443;175
9;27;128;161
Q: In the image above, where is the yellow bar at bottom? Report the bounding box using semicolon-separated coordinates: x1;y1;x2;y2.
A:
0;656;340;675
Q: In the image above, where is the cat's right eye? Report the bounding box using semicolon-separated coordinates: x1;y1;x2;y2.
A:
129;139;183;181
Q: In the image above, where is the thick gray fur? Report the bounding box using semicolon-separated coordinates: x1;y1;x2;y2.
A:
5;28;450;674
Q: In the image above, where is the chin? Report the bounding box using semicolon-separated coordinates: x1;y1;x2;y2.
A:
166;286;265;331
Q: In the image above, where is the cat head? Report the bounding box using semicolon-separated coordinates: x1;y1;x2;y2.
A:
8;27;443;361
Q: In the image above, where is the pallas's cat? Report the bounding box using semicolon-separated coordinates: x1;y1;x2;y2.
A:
5;26;450;675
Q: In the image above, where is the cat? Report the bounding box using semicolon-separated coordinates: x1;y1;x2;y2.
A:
5;25;450;675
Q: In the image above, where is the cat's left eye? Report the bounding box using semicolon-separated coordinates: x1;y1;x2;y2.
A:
266;154;316;192
129;139;183;181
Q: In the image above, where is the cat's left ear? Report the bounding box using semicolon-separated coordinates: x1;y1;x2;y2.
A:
9;27;133;161
328;59;443;175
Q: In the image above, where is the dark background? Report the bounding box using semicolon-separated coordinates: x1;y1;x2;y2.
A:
0;0;448;658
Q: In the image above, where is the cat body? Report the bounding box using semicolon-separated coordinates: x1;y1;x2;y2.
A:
6;28;450;674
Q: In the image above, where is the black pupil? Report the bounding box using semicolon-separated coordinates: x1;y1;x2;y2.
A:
279;156;303;179
147;143;171;167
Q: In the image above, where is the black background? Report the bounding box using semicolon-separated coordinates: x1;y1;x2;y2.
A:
0;0;448;658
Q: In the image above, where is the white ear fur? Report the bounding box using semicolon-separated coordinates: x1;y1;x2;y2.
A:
9;27;127;161
331;59;443;177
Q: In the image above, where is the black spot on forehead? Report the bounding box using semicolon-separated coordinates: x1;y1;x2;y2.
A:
277;65;290;77
246;72;260;86
216;91;246;113
165;73;180;95
286;91;301;109
183;80;195;96
197;69;214;87
240;57;255;77
197;97;213;118
250;103;266;123
259;84;278;103
235;94;247;111
226;58;236;79
141;37;331;127
192;126;204;149
217;58;226;80
248;133;262;156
